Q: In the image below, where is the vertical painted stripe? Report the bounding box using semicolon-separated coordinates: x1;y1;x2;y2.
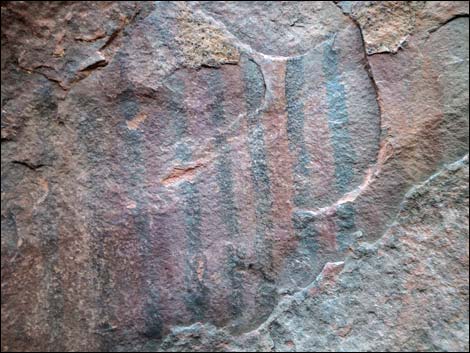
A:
285;57;318;264
165;71;209;322
323;42;356;194
243;57;274;279
117;83;162;338
208;70;241;237
171;85;192;163
207;69;244;318
242;57;278;326
77;93;115;348
285;56;312;208
34;85;65;350
180;180;208;321
323;41;358;251
225;245;244;319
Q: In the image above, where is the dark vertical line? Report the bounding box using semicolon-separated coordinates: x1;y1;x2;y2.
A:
226;244;244;320
243;57;274;280
323;41;356;194
38;190;65;352
77;94;113;349
115;47;161;340
206;69;244;320
180;180;208;321
285;57;318;264
117;2;198;334
165;69;209;322
208;70;241;238
34;85;65;351
322;40;358;251
242;57;277;326
126;110;161;339
150;6;208;319
285;56;312;208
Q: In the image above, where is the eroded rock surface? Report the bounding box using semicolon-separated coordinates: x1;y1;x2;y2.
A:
1;1;469;352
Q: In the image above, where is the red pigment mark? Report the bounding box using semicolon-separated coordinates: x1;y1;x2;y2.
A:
75;30;106;42
161;163;204;186
336;324;353;337
126;200;137;209
196;259;205;282
285;340;295;348
309;261;344;296
309;286;320;297
321;261;344;279
36;177;49;205
126;112;147;130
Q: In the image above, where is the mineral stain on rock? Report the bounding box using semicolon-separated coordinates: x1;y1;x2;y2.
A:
1;1;469;352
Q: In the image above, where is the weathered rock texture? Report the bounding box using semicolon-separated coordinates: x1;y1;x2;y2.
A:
1;1;468;352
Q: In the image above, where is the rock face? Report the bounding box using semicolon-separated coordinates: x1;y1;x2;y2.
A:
1;1;468;352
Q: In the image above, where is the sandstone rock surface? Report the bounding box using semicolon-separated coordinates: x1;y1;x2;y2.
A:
1;1;469;352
